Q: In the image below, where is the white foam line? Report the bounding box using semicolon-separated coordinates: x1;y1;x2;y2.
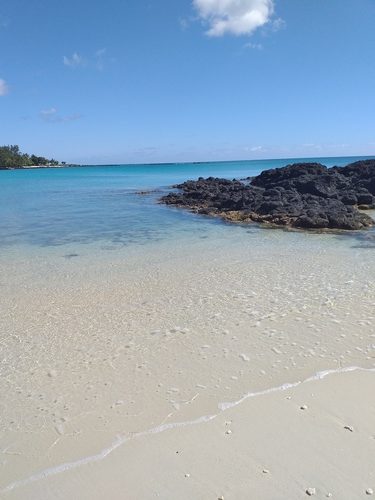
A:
219;365;375;410
1;415;216;494
2;365;375;495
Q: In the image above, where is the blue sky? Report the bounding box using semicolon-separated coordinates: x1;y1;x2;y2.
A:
1;0;374;164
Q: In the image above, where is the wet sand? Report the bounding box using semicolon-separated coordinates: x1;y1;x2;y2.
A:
1;229;375;498
4;368;374;500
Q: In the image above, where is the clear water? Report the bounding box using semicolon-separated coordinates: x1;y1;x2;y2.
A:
0;156;374;247
1;156;375;496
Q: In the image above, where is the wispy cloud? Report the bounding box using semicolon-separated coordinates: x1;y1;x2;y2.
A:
179;17;190;31
243;145;266;153
0;78;9;96
40;108;82;123
40;107;58;119
0;15;10;28
193;0;275;37
179;16;199;31
63;49;111;71
243;42;263;50
95;48;106;57
300;143;350;152
63;52;84;68
270;17;286;32
94;48;107;71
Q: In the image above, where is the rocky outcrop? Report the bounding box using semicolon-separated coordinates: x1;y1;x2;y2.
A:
161;160;375;231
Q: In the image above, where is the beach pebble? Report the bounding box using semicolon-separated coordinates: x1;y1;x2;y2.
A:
366;488;374;495
239;353;250;362
306;487;316;496
54;424;64;435
170;326;182;333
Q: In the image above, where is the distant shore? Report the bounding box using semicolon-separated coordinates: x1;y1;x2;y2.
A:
0;164;79;170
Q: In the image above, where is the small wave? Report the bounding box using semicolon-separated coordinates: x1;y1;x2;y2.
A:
2;365;375;495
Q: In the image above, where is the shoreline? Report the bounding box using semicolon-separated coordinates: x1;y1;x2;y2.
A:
0;164;79;170
3;367;375;499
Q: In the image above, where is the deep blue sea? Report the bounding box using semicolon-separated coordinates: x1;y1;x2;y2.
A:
0;156;374;248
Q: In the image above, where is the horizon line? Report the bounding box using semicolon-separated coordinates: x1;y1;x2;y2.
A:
69;153;375;168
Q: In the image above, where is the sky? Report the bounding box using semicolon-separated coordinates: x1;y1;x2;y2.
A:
0;0;375;165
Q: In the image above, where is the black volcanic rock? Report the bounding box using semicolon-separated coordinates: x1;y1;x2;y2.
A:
161;160;375;231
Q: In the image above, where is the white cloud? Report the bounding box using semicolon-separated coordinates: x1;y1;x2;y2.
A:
40;107;58;117
40;108;82;123
270;16;286;32
243;145;266;153
95;48;106;58
243;42;263;50
193;0;275;36
0;78;9;96
63;52;84;68
63;49;111;71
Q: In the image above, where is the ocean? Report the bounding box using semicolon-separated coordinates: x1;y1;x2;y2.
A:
1;155;374;249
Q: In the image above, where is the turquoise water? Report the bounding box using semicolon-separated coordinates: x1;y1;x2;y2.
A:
0;156;374;247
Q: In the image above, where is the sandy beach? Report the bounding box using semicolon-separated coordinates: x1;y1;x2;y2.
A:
1;228;374;499
4;368;374;499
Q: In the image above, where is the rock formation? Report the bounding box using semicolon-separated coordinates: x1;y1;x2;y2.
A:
161;160;375;231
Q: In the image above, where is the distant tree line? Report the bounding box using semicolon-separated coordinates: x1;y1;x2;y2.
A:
0;145;64;168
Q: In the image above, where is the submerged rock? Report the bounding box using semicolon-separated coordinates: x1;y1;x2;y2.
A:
161;160;375;231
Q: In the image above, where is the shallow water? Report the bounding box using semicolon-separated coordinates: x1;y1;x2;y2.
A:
1;155;373;248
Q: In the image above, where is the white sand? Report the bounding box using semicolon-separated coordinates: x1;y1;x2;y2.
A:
3;368;375;499
1;231;375;498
